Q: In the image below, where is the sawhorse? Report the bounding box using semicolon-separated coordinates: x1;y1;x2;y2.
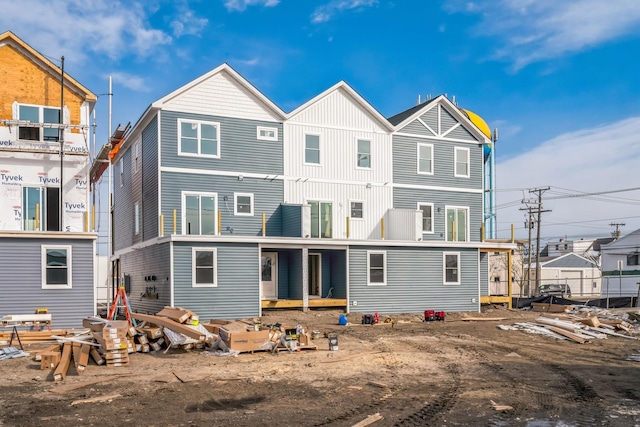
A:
9;326;23;350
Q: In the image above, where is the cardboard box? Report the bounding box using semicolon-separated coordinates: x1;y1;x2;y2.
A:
141;344;150;353
219;325;270;352
93;332;128;350
135;334;149;345
40;351;61;370
204;319;232;335
82;318;106;333
102;320;129;338
139;326;164;340
90;347;105;365
76;344;91;373
106;360;130;368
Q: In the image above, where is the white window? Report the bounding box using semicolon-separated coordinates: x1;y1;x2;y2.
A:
417;143;433;175
350;201;363;219
134;202;140;235
192;248;217;287
367;251;387;286
42;245;72;289
18;104;60;142
234;193;254;216
257;126;278;141
132;139;140;174
356;139;371;169
443;252;460;285
119;157;124;187
178;119;220;158
454;147;470;178
418;203;434;233
305;134;321;165
182;192;217;235
446;206;468;242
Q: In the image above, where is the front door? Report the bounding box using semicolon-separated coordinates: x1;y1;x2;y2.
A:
308;253;322;297
261;252;278;299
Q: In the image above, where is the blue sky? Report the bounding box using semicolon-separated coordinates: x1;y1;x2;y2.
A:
2;0;640;249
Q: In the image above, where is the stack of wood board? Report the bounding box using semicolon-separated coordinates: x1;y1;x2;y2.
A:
93;320;130;367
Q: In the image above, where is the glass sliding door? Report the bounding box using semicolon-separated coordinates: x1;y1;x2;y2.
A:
446;207;468;242
309;201;332;238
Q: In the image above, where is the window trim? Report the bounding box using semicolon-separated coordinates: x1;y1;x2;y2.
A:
134;202;140;235
119;157;124;187
418;202;434;234
192;247;218;288
132;139;140;174
417;143;434;175
304;133;322;166
257;126;278;141
349;200;364;220
178;119;221;159
41;245;72;289
234;192;254;216
17;103;61;142
454;146;470;178
367;250;387;286
307;199;333;239
181;191;218;235
443;252;460;285
356;138;372;169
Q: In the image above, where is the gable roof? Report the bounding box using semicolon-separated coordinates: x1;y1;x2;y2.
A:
151;63;286;119
388;94;491;143
0;31;96;102
287;80;395;131
601;228;640;251
540;252;598;269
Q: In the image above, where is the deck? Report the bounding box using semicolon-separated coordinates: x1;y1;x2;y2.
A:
261;298;348;309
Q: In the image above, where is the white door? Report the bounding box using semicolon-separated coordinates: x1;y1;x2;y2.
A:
261;252;278;299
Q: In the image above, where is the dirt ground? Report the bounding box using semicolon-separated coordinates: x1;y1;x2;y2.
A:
2;307;640;427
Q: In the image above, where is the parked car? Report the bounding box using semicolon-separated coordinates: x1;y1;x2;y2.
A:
538;284;572;297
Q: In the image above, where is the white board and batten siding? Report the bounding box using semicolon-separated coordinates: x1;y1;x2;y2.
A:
161;70;282;122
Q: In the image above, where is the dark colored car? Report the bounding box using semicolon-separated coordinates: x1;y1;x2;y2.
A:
539;284;572;297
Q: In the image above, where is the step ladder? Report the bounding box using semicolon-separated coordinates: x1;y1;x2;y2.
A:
107;286;137;327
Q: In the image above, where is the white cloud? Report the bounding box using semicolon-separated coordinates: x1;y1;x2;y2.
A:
311;0;378;24
445;0;640;70
171;9;209;37
224;0;280;12
495;117;640;240
0;0;172;64
109;72;149;92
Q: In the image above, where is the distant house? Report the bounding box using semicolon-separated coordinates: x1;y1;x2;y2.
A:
600;229;640;298
106;64;513;320
0;32;97;327
528;253;601;297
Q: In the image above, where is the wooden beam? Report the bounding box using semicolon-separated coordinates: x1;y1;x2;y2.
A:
130;313;206;341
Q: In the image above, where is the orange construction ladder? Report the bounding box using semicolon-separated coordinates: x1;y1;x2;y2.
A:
107;286;137;327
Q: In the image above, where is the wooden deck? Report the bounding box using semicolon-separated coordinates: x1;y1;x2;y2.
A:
261;298;348;309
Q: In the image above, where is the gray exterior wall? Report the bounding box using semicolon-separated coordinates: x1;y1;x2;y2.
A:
393;134;484;190
281;204;304;237
0;236;95;328
480;252;489;296
160;111;283;174
173;242;260;319
120;242;171;315
142;115;159;241
394;188;483;242
314;249;347;299
161;171;283;236
348;246;480;314
113;147;134;252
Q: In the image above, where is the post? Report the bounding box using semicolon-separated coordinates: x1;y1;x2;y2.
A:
217;211;222;235
507;249;513;309
480;223;485;242
511;223;514;243
35;203;40;230
618;259;623;298
173;209;177;234
346;216;350;239
59;56;65;232
606;277;610;309
91;205;96;231
84;211;88;232
159;214;164;236
380;217;385;240
262;212;266;236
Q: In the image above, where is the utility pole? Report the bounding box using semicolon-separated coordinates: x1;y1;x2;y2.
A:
519;204;535;296
530;187;550;296
610;223;625;239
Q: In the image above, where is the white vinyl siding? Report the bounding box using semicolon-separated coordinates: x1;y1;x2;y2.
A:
42;245;72;289
305;133;321;165
178;119;220;158
417;143;433;175
192;247;217;287
443;252;460;285
367;251;387;286
454;147;470;178
356;139;371;169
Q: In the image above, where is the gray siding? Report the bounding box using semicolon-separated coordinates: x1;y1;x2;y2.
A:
173;242;260;319
160;111;283;174
394;188;483;242
281;204;303;237
440;107;459;133
161;171;283;236
287;249;303;299
400;120;433;137
480;252;489;295
447;124;478;141
348;246;479;314
0;236;94;328
142;115;159;241
113;147;134;251
421;108;438;131
392;134;484;189
315;249;347;299
120;243;171;315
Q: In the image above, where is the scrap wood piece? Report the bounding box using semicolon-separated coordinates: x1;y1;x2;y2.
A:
545;326;587;344
351;412;383;427
535;317;584;331
131;313;206;341
70;393;121;406
49;375;129;394
578;316;601;328
461;317;507;321
626;354;640;362
156;306;191;324
172;370;212;383
589;327;638;340
53;342;73;382
367;381;389;389
319;351;383;364
490;400;513;411
51;335;100;347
